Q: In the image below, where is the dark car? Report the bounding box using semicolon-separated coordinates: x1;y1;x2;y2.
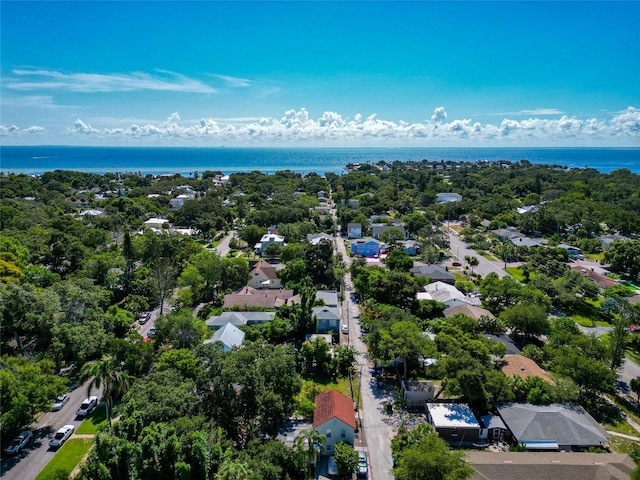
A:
6;431;33;455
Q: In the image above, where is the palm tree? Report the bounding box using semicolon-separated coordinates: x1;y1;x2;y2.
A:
295;429;326;476
215;458;252;480
468;256;479;275
80;354;131;427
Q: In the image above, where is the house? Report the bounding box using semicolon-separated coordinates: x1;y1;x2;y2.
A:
143;217;170;232
411;264;455;284
307;233;335;245
206;311;276;330
436;192;462;203
222;286;299;309
254;234;286;256
347;223;362;239
571;266;619;290
418;282;480;308
444;304;495;321
510;236;544;248
557;243;582;259
492;228;523;243
317;190;327;199
248;261;283;289
313;390;356;454
316;290;338;307
468;452;635;480
169;193;195;209
371;223;406;240
399;240;421;256
402;381;435;410
496;403;610;451
516;205;539;215
347;199;360;209
498;354;555;385
483;334;521;355
314;205;331;215
350;238;381;258
426;403;481;444
204;322;245;351
79;209;104;217
313;306;341;333
479;414;508;444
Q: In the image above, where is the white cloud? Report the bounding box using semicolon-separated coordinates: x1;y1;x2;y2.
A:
0;124;46;135
211;74;252;88
59;106;640;146
431;106;448;123
7;69;216;94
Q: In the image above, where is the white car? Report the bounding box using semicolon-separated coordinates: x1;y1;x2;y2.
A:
52;393;70;411
6;430;33;455
341;324;349;334
48;425;74;448
76;395;98;417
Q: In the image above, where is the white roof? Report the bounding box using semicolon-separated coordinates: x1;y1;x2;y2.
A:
427;403;479;428
144;217;169;225
204;322;245;349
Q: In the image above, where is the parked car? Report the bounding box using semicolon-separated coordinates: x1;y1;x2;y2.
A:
48;425;74;448
341;324;349;334
138;313;151;325
76;395;98;417
357;451;368;477
630;325;640;333
148;327;156;337
5;430;33;455
327;456;339;476
52;393;70;411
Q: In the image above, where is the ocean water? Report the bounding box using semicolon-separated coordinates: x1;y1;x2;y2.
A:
1;146;639;176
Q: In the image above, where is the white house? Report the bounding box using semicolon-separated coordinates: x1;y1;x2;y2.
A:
313;390;356;454
418;281;481;308
248;261;283;289
436;192;463;203
143;217;170;232
204;322;245;351
170;193;195;209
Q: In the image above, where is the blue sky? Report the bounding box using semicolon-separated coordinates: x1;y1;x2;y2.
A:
1;1;639;146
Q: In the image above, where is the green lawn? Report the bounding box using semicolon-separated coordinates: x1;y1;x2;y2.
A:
506;267;525;282
76;405;108;434
571;314;610;328
35;438;93;480
481;252;499;261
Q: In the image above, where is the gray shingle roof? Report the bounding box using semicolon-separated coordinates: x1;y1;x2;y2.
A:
204;322;245;349
497;403;609;447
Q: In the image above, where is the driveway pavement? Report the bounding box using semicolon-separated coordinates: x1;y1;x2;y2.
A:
447;229;508;278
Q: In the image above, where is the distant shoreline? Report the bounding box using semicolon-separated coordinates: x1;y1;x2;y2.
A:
2;146;639;176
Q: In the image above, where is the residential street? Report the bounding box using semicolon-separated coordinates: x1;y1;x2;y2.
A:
0;383;102;480
335;233;394;480
447;228;509;278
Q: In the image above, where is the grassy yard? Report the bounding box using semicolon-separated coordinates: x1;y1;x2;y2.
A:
571;314;610;328
506;267;525;281
480;252;499;261
35;438;93;480
76;405;108;434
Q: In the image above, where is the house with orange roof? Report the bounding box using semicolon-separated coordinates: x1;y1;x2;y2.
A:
499;354;555;385
313;390;356;454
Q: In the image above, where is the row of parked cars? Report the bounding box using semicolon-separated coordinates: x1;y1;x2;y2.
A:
5;395;99;455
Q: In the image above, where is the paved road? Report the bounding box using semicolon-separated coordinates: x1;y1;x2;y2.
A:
447;230;508;278
214;230;236;257
335;232;394;480
1;383;102;480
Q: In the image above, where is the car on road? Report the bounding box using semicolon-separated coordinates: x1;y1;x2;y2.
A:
52;393;70;411
48;425;74;448
327;456;339;476
357;451;368;477
138;313;151;325
341;324;349;334
76;395;98;417
5;430;33;455
630;325;640;333
148;327;156;336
